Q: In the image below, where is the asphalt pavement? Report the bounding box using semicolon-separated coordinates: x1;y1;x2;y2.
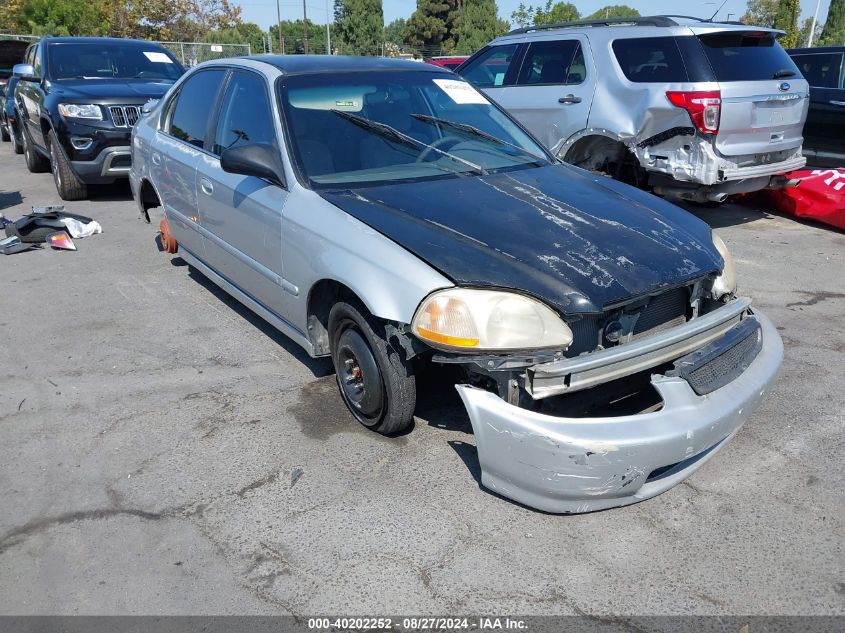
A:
0;142;843;617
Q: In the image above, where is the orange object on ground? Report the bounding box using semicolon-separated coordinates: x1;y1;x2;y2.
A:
159;218;178;253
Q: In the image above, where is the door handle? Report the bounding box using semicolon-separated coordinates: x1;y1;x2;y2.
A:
151;153;161;165
200;177;213;195
559;94;582;104
830;100;845;107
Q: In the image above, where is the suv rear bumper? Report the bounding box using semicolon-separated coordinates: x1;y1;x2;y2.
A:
456;308;782;513
720;154;807;181
71;146;132;184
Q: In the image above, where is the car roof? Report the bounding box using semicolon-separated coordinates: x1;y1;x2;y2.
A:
247;55;444;75
40;36;170;46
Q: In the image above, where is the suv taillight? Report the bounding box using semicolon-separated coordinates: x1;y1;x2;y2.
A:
666;90;721;134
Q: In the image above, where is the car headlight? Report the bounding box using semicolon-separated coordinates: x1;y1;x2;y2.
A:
711;234;737;298
58;103;102;120
411;288;573;351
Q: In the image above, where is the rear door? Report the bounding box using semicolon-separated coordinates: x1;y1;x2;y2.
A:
694;29;809;157
197;68;289;319
154;68;226;259
493;36;594;153
789;51;845;158
457;42;523;107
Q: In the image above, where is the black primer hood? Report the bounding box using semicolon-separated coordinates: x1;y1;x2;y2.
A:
320;164;722;314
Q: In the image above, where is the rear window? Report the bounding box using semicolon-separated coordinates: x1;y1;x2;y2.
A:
612;37;690;83
697;31;800;82
790;52;844;89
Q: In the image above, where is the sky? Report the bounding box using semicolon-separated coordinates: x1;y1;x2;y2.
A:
239;0;832;33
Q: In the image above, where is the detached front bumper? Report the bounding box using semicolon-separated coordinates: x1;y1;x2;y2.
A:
456;310;783;513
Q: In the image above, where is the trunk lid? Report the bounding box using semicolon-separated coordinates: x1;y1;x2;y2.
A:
693;29;809;157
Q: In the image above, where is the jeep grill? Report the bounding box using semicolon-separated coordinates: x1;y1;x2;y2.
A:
109;105;141;128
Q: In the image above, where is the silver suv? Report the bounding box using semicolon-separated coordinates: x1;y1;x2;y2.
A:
458;16;809;203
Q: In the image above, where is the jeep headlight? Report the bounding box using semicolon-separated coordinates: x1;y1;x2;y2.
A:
58;103;102;120
711;234;737;298
411;288;573;351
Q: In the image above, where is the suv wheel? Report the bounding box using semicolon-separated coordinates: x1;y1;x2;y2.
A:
1;124;9;143
22;124;49;173
48;130;87;200
329;300;416;435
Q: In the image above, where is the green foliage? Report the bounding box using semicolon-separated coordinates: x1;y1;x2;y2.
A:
383;17;408;45
741;0;778;27
19;0;108;36
585;5;640;20
207;22;266;54
407;0;459;51
797;17;824;48
270;19;331;54
335;0;384;55
820;0;845;46
454;0;508;54
773;0;800;48
533;1;580;25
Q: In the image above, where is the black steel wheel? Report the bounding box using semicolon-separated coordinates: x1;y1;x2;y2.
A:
329;300;416;435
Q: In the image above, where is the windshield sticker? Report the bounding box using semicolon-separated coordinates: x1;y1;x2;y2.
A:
143;52;173;63
433;79;488;105
288;86;375;111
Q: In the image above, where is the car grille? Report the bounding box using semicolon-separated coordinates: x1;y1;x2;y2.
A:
668;317;762;396
567;287;690;356
109;105;141;128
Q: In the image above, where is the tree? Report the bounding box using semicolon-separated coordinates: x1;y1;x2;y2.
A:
585;5;640;20
741;0;778;27
797;17;824;48
406;0;460;53
383;17;408;45
533;1;579;25
0;0;25;32
208;22;267;54
270;19;330;54
18;0;109;36
335;0;383;55
773;0;800;48
820;0;845;45
455;0;508;54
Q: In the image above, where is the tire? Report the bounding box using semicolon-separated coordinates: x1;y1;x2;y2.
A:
328;300;416;435
48;130;87;200
22;123;49;173
1;125;9;143
9;122;23;154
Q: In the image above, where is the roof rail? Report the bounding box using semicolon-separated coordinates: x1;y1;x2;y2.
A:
507;15;680;35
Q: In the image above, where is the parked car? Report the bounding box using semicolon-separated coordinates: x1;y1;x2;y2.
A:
456;16;809;203
425;56;469;71
13;37;184;200
131;55;782;513
0;39;28;147
787;46;845;166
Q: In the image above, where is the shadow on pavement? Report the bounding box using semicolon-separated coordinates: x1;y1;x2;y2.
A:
679;201;771;229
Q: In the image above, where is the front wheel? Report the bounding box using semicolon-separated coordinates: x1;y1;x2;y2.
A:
49;130;87;200
329;301;416;435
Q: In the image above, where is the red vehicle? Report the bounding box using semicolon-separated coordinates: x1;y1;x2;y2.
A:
425;56;469;71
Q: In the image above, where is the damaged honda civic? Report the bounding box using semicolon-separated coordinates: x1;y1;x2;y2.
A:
131;56;783;513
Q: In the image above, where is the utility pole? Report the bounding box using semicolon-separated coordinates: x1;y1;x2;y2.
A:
808;0;822;47
325;0;331;54
303;0;309;54
276;0;283;53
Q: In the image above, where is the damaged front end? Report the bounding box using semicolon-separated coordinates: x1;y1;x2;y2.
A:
434;286;783;513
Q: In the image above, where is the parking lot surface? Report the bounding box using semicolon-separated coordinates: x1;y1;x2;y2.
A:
0;144;843;617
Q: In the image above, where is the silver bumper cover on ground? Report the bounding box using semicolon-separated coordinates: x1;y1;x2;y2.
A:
456;310;783;513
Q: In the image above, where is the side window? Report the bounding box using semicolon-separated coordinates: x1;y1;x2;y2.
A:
517;40;584;86
32;44;42;76
791;53;843;89
166;69;226;149
460;44;520;88
612;37;690;83
212;71;276;156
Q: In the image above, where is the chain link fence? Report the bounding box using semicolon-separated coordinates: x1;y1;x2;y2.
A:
146;41;251;66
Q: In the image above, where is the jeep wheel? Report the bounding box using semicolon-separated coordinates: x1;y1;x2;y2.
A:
329;300;416;435
48;130;87;200
9;122;23;154
22;124;49;173
1;124;9;143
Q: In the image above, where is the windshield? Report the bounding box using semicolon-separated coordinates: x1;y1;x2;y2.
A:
47;43;183;81
279;71;551;189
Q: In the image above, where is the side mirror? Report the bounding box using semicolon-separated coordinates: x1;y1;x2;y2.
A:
13;63;36;81
220;143;287;189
